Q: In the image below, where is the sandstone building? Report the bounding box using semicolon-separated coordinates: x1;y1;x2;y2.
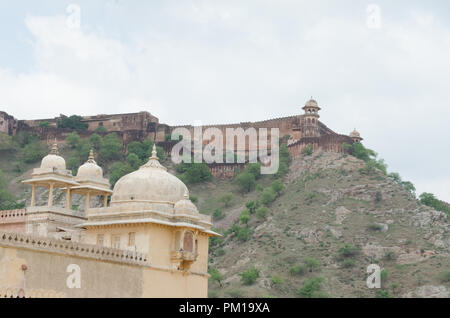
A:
0;144;218;297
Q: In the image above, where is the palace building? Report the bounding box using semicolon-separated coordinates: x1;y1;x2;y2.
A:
0;144;218;298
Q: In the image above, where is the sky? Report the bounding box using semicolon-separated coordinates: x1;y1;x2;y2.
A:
0;0;449;201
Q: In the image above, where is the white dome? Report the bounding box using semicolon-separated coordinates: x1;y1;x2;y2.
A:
305;99;319;107
40;143;66;170
174;191;199;217
111;145;188;204
77;150;103;178
350;129;361;138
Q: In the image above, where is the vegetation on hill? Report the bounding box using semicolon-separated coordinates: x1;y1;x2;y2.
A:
57;115;88;131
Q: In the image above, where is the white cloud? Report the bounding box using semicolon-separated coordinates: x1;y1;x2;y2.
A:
0;2;449;200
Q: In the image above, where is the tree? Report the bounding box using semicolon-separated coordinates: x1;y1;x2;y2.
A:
271;179;284;196
218;193;234;207
23;141;48;163
420;193;450;216
66;132;81;149
94;126;107;134
246;163;262;179
99;133;122;162
90;133;102;150
109;161;134;187
235;172;256;193
0;133;16;152
126;153;141;170
240;267;259;285
57;115;88;130
181;163;212;184
127;141;147;160
209;268;224;287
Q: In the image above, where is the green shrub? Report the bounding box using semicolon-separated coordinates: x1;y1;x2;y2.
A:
383;251;397;261
0;170;23;210
438;271;450;283
302;144;313;156
212;208;225;221
271;275;284;287
189;195;198;203
261;188;276;205
255;207;269;219
218;193;234;207
240;267;259;285
298;277;324;298
209;268;224;287
245;201;260;214
271;179;284;196
38;121;50;127
337;244;360;259
240;209;251;225
290;264;307;276
375;290;392;298
303;257;319;272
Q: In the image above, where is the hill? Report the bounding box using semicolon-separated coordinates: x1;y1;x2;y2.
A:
187;151;449;298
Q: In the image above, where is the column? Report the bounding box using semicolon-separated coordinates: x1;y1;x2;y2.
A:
31;184;36;207
85;192;91;212
48;183;54;207
66;187;72;210
103;195;108;207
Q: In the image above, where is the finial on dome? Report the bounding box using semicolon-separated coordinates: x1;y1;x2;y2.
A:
184;189;189;199
88;149;95;162
50;142;59;155
150;144;158;160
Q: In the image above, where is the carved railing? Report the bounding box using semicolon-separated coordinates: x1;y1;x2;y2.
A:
0;231;148;266
0;209;26;224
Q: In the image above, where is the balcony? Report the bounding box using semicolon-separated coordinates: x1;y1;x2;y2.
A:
171;250;198;270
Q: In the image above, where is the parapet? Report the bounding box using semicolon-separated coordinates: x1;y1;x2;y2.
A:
0;231;149;266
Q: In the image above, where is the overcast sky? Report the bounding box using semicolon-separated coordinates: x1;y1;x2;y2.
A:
0;0;449;201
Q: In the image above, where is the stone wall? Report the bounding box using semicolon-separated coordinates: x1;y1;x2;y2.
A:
0;231;208;298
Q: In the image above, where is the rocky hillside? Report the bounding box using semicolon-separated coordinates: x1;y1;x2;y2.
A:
188;151;449;298
2;145;449;298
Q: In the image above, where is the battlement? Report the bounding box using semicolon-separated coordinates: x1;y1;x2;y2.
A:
0;231;149;266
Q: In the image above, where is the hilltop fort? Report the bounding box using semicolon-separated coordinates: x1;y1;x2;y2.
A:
1;99;360;177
